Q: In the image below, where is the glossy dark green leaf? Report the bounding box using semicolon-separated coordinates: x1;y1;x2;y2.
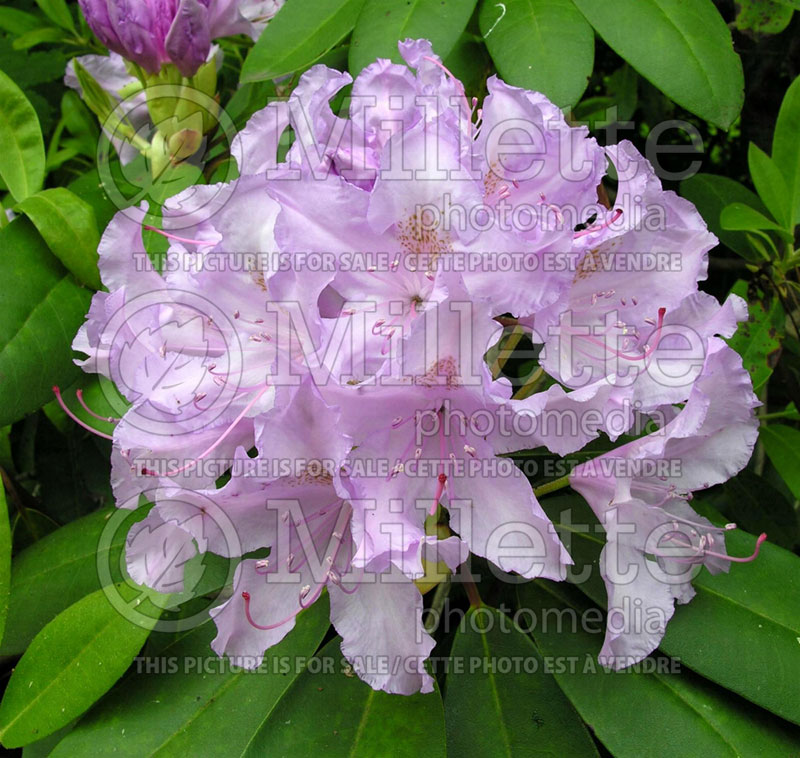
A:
479;0;594;108
0;68;44;202
540;494;800;725
680;173;768;261
735;0;794;35
243;637;446;757
11;26;68;50
21;724;74;758
349;0;477;75
445;606;598;757
47;598;331;757
759;424;800;500
720;202;784;233
0;480;10;648
719;470;799;550
0;218;93;427
0;8;42;35
241;0;365;82
16;188;101;290
518;581;800;757
0;586;159;748
225;79;278;131
571;0;743;128
11;509;60;552
1;508;134;656
442;33;492;100
747;142;792;229
726;293;784;391
573;64;638;128
67;167;132;232
772;74;800;225
33;0;75;32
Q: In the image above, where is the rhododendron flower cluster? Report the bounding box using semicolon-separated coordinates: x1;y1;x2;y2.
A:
64;40;763;694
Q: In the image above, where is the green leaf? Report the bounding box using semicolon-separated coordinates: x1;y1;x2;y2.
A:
0;480;10;648
518;581;800;757
571;0;743;128
726;293;784;391
22;724;75;758
71;59;115;124
0;586;158;748
224;79;278;131
11;509;59;552
760;424;800;500
539;495;800;725
33;0;75;32
773;74;800;226
735;0;794;35
1;508;132;656
241;0;365;83
442;32;492;100
748;142;792;229
0;44;67;89
47;598;331;757
0;218;93;428
720;201;785;233
16;189;101;290
445;606;598;757
479;0;594;108
680;173;768;261
0;8;43;35
11;26;68;50
0;68;45;202
243;637;446;756
574;63;639;128
660;525;800;726
349;0;477;76
720;470;799;550
67;167;131;232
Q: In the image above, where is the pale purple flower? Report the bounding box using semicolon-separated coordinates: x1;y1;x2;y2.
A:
569;340;762;668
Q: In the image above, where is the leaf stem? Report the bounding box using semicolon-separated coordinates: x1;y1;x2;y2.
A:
533;475;572;498
760;409;799;421
459;565;483;609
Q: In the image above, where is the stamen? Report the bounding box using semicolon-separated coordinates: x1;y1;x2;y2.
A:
577;307;667;362
574;208;623;239
52;386;114;440
143;226;211;247
707;532;767;563
75;389;119;423
150;384;270;476
421;55;472;129
329;570;360;594
658;531;767;565
242;590;314;631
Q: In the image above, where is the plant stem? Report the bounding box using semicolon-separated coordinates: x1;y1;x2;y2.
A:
533;475;572;498
424;578;451;632
760;409;799;421
459;565;482;608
